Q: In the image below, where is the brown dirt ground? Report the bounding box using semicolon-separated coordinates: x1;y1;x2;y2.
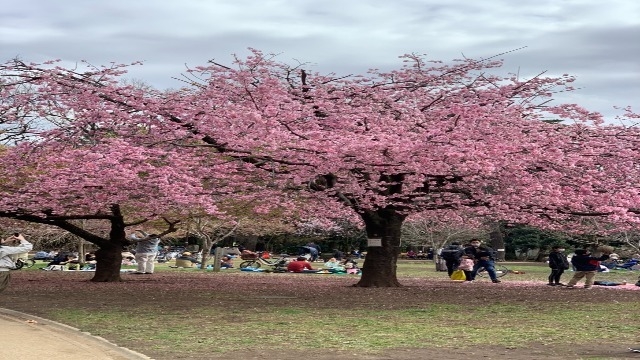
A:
2;271;640;360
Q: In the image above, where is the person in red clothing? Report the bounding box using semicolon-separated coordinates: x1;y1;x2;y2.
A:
287;257;314;272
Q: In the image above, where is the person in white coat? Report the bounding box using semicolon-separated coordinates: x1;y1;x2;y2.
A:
128;230;161;274
0;233;33;292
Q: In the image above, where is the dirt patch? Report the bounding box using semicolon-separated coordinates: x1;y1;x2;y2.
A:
2;271;640;360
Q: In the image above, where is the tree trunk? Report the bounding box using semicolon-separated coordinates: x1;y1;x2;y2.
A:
355;208;406;287
489;222;506;261
90;216;127;282
200;237;212;271
92;243;124;282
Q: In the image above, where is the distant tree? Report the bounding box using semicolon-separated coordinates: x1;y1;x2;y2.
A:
504;225;570;260
402;211;486;252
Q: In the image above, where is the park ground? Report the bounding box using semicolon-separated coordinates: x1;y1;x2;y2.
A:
1;260;640;360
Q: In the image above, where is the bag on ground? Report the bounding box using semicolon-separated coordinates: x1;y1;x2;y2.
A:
450;269;466;281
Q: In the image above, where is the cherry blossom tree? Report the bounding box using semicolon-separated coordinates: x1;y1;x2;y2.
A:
0;137;232;281
1;53;639;287
172;51;640;286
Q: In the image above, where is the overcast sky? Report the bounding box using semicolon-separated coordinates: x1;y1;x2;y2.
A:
2;0;638;122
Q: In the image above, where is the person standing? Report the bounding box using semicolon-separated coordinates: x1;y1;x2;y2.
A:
128;230;161;274
0;233;33;293
565;249;611;289
306;242;321;261
440;242;464;276
465;239;501;283
547;245;570;286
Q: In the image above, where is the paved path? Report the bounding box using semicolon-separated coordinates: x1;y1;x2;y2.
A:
0;308;151;360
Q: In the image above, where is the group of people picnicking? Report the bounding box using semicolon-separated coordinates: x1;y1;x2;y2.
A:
283;255;360;274
0;230;358;281
4;229;634;288
439;238;624;288
405;249;435;260
43;251;97;270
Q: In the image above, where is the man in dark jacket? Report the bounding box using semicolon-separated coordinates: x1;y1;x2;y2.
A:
566;249;611;289
548;245;570;286
464;239;500;283
440;242;464;276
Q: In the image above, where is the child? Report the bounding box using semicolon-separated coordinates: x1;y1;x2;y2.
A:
566;249;611;289
457;254;474;282
342;256;360;274
547;245;570;286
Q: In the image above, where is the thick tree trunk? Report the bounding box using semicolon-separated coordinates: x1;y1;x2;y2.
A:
9;204;134;282
200;237;213;271
92;243;124;282
90;216;127;282
355;208;406;287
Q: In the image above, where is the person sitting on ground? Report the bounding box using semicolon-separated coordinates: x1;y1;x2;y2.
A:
66;254;81;270
48;252;74;266
323;257;340;269
82;252;98;270
45;253;79;270
220;256;234;269
47;251;69;266
287;256;314;273
601;253;619;269
406;250;417;259
323;257;345;272
341;256;358;268
47;249;58;259
121;251;136;265
175;251;200;268
341;256;360;274
85;252;97;262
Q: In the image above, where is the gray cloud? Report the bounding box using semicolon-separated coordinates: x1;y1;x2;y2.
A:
1;0;638;120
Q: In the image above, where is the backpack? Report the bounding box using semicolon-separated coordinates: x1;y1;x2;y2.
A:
440;247;461;261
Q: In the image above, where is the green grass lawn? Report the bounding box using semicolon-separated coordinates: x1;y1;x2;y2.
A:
397;259;638;283
14;258;640;359
26;257;640;284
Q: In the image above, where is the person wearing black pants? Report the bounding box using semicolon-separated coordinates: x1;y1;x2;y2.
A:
548;245;570;286
440;242;463;276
